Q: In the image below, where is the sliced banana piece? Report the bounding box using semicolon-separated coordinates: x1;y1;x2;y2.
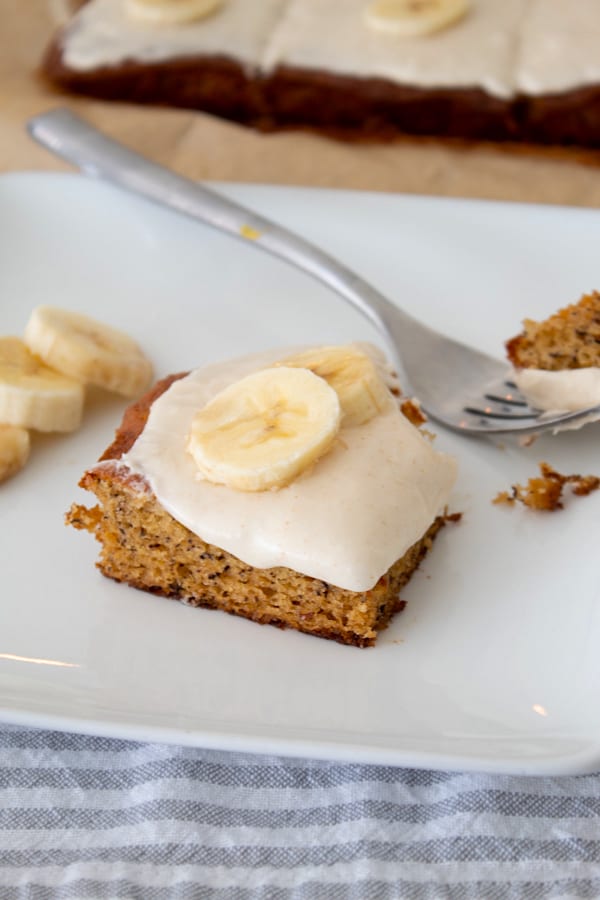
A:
365;0;469;37
187;367;341;492
0;424;30;484
0;337;84;433
278;345;393;427
24;306;153;399
126;0;223;25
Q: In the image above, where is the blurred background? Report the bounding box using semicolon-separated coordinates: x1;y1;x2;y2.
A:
4;0;600;208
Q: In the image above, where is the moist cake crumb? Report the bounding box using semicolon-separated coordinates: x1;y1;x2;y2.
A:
493;462;600;511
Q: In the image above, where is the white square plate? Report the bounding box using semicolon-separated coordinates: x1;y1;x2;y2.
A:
1;172;599;774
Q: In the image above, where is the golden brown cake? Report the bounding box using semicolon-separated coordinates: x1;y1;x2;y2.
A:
493;462;600;511
506;292;600;371
66;347;457;647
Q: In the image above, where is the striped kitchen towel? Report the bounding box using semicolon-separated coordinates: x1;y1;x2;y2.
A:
0;724;599;899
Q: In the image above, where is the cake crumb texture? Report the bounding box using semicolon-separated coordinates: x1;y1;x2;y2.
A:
493;461;600;511
506;291;600;370
66;471;445;647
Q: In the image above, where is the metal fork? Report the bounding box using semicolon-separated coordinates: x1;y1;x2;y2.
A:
27;108;600;437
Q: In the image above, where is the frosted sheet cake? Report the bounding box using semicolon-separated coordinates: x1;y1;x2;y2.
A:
43;0;600;145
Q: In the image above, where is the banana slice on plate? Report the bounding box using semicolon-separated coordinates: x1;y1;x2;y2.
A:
0;337;84;433
24;306;153;399
365;0;469;37
126;0;223;25
187;367;341;492
0;424;30;483
278;345;393;427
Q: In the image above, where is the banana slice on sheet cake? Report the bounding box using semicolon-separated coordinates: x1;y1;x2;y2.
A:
365;0;469;37
126;0;224;25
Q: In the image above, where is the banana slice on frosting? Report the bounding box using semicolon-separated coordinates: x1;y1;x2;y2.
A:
126;0;224;25
0;337;84;433
187;366;342;492
24;306;153;399
278;345;393;427
365;0;469;37
0;424;30;483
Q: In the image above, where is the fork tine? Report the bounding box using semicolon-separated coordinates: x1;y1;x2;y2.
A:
483;394;528;407
463;408;538;421
463;378;538;421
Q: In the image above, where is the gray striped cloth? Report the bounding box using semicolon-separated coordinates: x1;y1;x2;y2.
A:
0;725;599;899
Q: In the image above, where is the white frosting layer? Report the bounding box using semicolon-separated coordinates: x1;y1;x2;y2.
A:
60;0;600;98
62;0;286;69
119;347;457;592
513;367;600;413
518;0;600;94
263;0;523;99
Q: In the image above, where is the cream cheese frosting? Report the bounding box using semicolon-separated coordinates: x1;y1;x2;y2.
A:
119;346;457;592
61;0;287;70
263;0;523;99
60;0;600;98
513;367;600;413
517;0;600;95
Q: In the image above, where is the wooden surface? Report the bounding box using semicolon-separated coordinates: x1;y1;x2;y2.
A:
4;0;600;209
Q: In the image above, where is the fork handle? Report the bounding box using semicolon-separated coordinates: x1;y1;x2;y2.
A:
28;108;407;373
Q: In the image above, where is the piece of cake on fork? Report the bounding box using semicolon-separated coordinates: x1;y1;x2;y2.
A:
506;291;600;415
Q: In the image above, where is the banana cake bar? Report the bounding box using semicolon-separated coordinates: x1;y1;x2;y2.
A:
66;345;457;647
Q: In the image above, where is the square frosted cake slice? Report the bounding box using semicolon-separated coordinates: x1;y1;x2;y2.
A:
67;346;457;647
